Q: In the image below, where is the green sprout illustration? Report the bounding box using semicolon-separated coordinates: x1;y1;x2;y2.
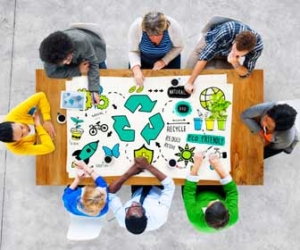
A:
71;117;84;129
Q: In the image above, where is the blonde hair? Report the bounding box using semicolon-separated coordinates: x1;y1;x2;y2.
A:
81;185;107;216
142;12;170;35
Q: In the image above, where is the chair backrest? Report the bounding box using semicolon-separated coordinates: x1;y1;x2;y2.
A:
201;15;241;33
67;213;106;241
69;23;105;42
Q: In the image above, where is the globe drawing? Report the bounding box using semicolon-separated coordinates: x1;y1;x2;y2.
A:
199;87;225;111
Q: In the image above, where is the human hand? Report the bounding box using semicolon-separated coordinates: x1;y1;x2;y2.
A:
75;168;87;181
134;157;151;170
92;92;100;104
184;82;195;94
227;51;240;66
132;66;144;86
190;152;204;175
79;61;90;75
33;110;41;126
208;153;223;171
74;160;89;172
153;60;166;70
43;120;56;140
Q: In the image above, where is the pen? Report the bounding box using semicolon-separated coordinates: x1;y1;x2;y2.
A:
92;92;97;109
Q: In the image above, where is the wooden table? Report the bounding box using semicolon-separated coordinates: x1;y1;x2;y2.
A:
36;69;264;185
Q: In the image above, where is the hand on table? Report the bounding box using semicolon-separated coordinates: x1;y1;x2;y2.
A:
92;92;100;104
79;61;90;75
184;82;195;94
190;152;204;176
132;66;144;86
43;120;56;140
134;157;151;170
152;60;166;70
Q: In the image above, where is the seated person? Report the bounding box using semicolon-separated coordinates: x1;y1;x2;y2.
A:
241;102;298;159
39;27;106;103
128;11;184;85
62;160;108;217
185;20;263;94
183;152;239;233
0;92;55;155
108;157;175;234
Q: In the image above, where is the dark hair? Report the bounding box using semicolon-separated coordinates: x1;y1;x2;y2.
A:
39;31;74;64
125;214;148;234
0;122;14;143
266;104;297;131
235;31;257;52
205;201;229;229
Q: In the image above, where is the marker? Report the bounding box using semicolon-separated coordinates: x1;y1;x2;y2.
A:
92;92;97;109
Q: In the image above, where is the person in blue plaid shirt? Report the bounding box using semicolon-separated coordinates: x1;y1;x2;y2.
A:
185;21;263;94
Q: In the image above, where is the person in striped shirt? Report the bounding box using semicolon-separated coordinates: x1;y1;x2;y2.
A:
185;21;263;94
128;12;184;86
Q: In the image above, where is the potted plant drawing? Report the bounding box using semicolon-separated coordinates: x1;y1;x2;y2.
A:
70;117;84;140
206;92;231;131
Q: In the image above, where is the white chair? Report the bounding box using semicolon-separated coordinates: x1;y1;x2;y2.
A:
67;214;106;241
201;15;241;33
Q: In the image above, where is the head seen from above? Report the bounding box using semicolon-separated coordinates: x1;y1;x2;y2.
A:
80;186;107;216
125;201;148;234
263;104;297;132
39;31;74;65
205;201;229;229
231;31;257;58
142;11;169;37
0;122;31;143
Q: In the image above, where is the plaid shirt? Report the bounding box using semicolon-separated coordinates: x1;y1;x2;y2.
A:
199;21;263;76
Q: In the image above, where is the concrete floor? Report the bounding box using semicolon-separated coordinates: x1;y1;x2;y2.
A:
0;0;300;249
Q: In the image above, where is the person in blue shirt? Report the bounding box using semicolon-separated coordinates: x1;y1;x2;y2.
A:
185;21;263;94
62;160;108;217
128;11;184;86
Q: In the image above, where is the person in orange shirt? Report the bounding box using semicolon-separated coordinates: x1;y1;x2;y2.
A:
0;92;55;155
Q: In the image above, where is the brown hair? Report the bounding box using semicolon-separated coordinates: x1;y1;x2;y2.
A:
234;31;257;52
142;12;170;35
81;185;107;216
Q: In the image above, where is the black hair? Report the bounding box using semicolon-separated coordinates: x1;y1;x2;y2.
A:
125;214;148;234
266;104;297;131
0;122;14;143
205;201;229;229
39;31;74;64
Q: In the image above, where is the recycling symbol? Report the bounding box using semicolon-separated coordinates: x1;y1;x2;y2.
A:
112;95;165;145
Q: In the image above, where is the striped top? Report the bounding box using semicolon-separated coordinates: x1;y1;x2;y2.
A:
139;30;173;61
199;21;263;76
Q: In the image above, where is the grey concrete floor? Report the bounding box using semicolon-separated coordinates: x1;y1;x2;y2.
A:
0;0;300;249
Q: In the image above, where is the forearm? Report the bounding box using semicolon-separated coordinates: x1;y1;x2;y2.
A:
44;63;80;78
129;51;141;69
162;47;183;65
69;178;81;190
187;60;207;84
147;165;166;182
109;172;132;193
87;64;100;92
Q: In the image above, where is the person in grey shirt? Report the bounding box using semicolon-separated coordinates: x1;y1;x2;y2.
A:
39;28;106;103
241;102;298;159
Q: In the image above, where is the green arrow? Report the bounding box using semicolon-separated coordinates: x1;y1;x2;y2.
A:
125;95;157;113
141;113;165;145
112;116;135;142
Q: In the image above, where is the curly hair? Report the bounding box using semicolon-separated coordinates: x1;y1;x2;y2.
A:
266;104;297;131
39;31;74;64
234;31;257;52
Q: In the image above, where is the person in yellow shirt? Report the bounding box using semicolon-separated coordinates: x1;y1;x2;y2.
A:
0;92;56;155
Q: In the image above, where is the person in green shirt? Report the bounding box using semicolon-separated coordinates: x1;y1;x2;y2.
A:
183;152;239;233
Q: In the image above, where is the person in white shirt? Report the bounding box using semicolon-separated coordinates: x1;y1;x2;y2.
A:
108;157;175;234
